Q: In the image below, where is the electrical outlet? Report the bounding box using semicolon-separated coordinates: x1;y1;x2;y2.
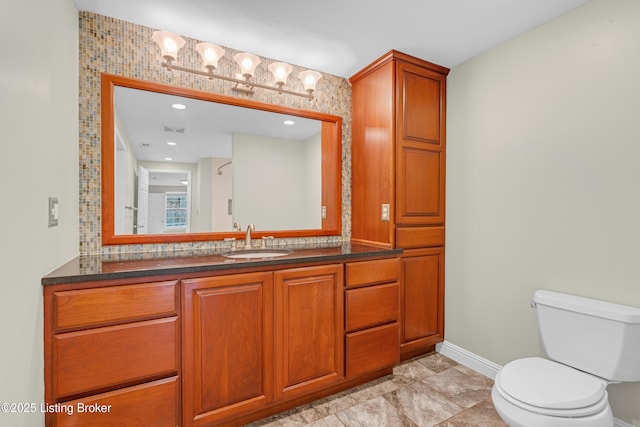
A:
48;197;59;227
321;206;327;219
381;203;390;221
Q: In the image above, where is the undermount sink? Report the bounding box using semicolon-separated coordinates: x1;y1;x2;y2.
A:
222;248;293;259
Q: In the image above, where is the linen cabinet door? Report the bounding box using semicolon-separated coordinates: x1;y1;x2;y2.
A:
395;61;446;226
274;265;344;401
182;272;273;427
400;247;445;358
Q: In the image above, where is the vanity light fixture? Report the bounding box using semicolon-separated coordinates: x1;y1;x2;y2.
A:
268;62;293;89
152;30;321;100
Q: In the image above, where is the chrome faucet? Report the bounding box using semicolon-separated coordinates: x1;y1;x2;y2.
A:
245;224;255;249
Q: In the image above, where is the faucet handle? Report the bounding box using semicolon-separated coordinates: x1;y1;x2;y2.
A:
233;222;242;232
261;236;274;248
223;237;237;251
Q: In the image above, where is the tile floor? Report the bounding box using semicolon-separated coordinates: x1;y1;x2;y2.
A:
248;352;508;427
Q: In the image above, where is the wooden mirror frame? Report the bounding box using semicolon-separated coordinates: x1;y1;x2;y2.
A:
101;73;342;245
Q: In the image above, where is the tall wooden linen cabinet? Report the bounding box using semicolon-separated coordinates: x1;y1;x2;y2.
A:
350;50;449;360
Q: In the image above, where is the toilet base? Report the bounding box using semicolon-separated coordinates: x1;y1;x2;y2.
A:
491;386;613;427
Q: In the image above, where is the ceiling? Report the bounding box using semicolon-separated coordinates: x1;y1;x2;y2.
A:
73;0;591;78
115;86;321;163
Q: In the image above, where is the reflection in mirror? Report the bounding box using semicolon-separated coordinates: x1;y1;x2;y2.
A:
101;74;341;245
114;86;321;234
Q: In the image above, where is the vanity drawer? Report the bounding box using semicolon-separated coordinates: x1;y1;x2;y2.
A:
345;282;399;332
346;258;400;289
54;376;179;427
346;323;399;378
53;281;178;331
53;317;178;399
396;226;444;248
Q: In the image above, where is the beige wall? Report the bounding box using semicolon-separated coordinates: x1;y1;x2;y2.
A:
0;0;79;425
446;0;640;424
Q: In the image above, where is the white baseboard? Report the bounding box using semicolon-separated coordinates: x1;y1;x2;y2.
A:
436;340;502;380
435;340;635;427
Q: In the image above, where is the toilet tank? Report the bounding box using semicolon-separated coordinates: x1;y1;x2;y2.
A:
533;289;640;382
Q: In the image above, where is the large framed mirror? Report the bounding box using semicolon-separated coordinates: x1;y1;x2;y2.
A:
101;74;341;245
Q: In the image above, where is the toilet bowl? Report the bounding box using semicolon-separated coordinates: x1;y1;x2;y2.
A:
491;290;640;427
491;358;613;427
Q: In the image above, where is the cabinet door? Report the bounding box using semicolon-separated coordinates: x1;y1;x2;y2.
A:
396;61;446;226
274;265;344;400
182;272;273;426
400;247;444;357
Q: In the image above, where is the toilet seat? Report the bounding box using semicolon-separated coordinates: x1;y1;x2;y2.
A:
495;357;609;417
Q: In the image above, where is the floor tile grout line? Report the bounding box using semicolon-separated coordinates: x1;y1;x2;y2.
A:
251;353;504;426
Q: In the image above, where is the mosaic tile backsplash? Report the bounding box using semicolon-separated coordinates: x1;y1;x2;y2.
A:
79;12;352;255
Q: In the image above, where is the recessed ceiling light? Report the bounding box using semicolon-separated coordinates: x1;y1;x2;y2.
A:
167;141;177;146
283;120;295;125
164;157;173;161
180;180;188;185
172;103;186;110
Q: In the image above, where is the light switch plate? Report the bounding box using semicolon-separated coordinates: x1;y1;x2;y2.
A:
48;197;59;227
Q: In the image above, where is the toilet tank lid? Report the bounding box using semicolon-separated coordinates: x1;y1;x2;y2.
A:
533;290;640;324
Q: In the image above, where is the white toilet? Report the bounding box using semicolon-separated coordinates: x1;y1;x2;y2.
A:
491;289;640;427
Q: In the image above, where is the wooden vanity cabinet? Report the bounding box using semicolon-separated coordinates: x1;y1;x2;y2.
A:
44;252;399;427
43;280;180;427
274;264;344;400
182;272;274;426
350;50;449;359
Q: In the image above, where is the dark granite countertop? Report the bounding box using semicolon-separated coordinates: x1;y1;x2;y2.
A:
42;242;402;285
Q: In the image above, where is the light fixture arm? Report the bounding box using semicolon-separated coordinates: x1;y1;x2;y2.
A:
161;60;315;100
153;30;320;100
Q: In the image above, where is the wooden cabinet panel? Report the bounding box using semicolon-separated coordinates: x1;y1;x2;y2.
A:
54;377;179;427
53;317;178;400
396;226;444;249
182;272;273;426
274;265;344;400
350;59;394;247
398;62;442;145
346;283;399;332
401;248;444;353
346;323;399;378
345;257;399;289
396;145;443;225
53;281;178;330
